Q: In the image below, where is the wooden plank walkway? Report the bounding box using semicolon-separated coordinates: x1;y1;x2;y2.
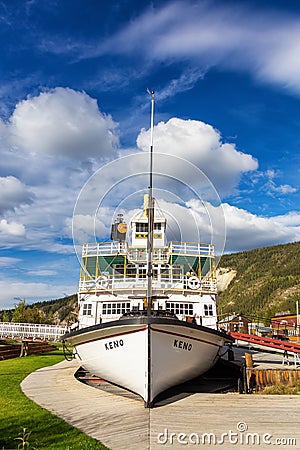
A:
21;360;300;450
21;360;149;450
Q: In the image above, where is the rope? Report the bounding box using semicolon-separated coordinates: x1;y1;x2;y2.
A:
62;341;75;361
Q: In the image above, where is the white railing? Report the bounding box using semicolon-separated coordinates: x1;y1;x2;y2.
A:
0;322;69;341
78;276;217;293
82;241;214;258
82;241;127;255
169;242;214;256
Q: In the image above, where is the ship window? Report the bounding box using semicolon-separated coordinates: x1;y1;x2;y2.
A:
138;267;147;278
204;304;214;316
102;302;131;315
126;264;137;276
165;302;193;316
82;303;92;316
114;264;124;274
136;223;148;232
154;223;161;230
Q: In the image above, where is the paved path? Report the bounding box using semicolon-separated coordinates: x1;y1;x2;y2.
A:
21;359;300;450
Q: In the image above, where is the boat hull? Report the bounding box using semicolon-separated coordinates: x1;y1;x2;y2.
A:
62;317;231;405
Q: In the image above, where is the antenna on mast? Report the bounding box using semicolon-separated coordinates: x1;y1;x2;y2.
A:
147;89;155;189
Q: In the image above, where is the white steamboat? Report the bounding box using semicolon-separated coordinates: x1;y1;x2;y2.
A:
62;93;233;407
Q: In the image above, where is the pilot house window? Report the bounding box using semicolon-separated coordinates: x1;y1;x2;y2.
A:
136;223;148;232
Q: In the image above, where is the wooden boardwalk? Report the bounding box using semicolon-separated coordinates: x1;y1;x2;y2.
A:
21;360;149;450
21;359;300;450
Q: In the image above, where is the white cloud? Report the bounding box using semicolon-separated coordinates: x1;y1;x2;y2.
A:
90;1;300;95
67;213;110;244
0;176;34;213
0;257;21;267
221;204;300;252
252;169;298;196
156;68;206;101
155;198;300;254
137;118;258;196
10;87;119;160
0;88;122;252
26;270;57;276
271;211;300;227
153;197;226;254
0;219;25;237
272;184;297;195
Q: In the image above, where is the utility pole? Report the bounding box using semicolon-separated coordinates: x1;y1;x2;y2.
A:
296;300;300;341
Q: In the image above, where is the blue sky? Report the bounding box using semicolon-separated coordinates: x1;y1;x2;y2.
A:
0;0;299;308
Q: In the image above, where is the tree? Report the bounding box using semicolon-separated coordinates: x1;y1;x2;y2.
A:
2;311;10;322
12;299;27;323
26;305;43;324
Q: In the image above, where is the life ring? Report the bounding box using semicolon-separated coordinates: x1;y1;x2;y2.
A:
188;276;201;290
96;275;109;289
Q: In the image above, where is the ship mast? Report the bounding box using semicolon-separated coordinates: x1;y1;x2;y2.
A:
145;89;155;407
146;89;155;316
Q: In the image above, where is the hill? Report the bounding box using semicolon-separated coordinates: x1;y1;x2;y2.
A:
217;241;300;323
0;294;78;325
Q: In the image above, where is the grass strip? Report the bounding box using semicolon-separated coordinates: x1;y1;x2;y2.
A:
0;349;108;449
257;381;300;395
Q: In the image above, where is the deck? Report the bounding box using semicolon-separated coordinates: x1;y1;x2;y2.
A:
21;357;300;450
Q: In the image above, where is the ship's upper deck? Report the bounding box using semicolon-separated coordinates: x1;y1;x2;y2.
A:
82;241;214;260
79;241;217;294
79;196;216;295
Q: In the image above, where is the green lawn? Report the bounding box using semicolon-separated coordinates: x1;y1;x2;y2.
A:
0;349;108;450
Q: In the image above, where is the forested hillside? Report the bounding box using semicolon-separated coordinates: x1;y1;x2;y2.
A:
0;294;77;325
218;241;300;322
